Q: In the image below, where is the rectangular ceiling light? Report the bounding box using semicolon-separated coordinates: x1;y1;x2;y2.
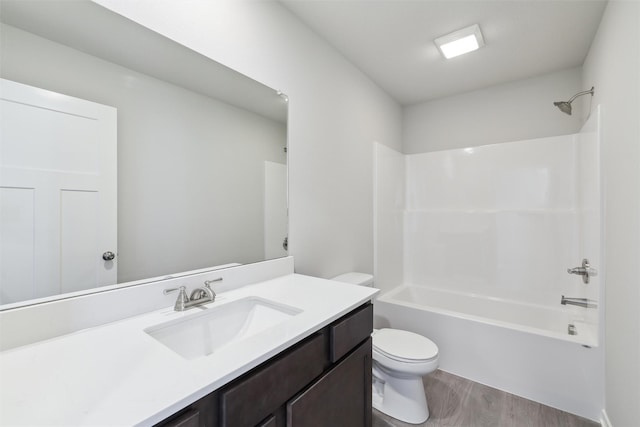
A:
435;24;485;59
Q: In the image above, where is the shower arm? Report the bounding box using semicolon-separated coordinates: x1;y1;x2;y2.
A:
567;87;595;103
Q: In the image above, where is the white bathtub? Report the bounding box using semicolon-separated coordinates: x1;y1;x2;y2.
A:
374;285;603;421
382;285;597;346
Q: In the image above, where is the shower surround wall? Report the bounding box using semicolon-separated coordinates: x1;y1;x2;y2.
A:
376;133;600;312
405;135;589;308
373;123;603;419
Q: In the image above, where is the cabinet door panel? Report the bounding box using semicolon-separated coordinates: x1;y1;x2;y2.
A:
221;333;326;427
287;338;372;427
257;414;276;427
158;409;200;427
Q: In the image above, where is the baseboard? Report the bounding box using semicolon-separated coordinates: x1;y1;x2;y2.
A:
601;409;612;427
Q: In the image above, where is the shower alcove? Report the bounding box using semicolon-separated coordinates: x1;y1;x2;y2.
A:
373;107;604;420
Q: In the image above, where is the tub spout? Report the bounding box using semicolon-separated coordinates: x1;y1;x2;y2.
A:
560;295;597;309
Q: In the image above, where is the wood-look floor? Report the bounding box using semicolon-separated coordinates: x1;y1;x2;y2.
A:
372;370;599;427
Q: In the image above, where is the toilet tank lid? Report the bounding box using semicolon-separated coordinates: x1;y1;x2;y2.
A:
331;272;374;287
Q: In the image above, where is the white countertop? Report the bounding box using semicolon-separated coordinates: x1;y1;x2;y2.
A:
0;274;377;426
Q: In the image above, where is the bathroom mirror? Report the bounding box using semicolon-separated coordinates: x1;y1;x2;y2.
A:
0;0;288;308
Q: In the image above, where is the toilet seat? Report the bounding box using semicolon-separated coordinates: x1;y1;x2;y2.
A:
373;328;438;363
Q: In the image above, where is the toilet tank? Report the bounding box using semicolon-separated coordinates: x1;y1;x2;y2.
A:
331;272;374;287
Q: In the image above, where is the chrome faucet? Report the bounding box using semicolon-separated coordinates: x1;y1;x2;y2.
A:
560;295;598;309
164;278;222;311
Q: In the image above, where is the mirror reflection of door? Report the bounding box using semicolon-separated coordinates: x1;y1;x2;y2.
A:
0;79;117;304
264;161;288;260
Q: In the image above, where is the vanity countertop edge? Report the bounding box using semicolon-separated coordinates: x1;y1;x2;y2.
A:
0;273;378;426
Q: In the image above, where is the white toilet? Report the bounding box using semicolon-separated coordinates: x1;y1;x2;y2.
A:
331;273;439;424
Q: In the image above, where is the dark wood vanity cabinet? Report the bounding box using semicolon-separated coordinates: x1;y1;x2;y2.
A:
286;337;372;427
157;302;373;427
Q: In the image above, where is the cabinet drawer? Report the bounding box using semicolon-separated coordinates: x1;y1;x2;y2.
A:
220;333;326;427
329;303;373;362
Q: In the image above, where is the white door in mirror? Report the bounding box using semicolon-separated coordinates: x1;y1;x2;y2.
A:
0;79;117;303
264;161;288;259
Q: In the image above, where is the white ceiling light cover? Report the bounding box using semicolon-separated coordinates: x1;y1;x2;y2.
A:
434;24;485;59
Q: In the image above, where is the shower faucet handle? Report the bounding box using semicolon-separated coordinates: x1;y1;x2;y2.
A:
567;258;597;284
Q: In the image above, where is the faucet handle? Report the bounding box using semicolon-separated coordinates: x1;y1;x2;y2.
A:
164;286;189;311
203;278;221;299
204;277;223;287
164;285;185;295
567;258;597;284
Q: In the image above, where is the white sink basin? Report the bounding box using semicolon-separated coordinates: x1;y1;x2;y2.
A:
145;297;302;359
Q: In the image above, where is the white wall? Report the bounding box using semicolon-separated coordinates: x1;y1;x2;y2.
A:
94;0;403;280
404;67;584;153
1;24;286;283
581;1;640;425
373;143;405;294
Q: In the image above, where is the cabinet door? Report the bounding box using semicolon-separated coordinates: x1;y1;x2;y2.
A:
220;333;326;427
158;409;200;427
256;414;277;427
286;338;372;427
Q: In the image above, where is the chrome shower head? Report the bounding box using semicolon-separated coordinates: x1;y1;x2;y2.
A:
554;101;573;115
553;86;595;116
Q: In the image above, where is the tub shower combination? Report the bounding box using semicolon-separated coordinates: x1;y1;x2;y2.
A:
373;108;603;420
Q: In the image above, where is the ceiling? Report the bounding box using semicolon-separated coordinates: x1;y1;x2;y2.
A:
280;0;608;105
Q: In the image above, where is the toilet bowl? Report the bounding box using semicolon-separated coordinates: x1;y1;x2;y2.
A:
331;273;439;424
